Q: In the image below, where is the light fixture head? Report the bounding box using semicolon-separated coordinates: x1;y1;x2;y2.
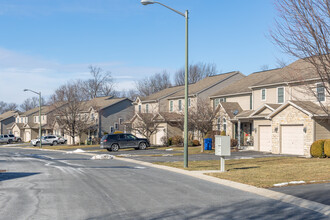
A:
23;89;28;92
141;0;155;5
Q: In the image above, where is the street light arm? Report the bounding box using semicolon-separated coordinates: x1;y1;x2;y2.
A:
24;89;40;95
153;1;186;17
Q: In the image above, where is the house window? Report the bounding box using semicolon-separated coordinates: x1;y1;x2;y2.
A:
214;98;226;109
119;118;123;124
261;89;266;101
138;105;141;113
34;116;37;123
146;104;149;113
317;83;325;101
223;118;227;133
20;118;23;123
170;101;173;112
277;87;284;104
188;98;191;107
91;113;95;121
178;100;182;111
217;118;221;130
110;126;114;133
114;123;119;130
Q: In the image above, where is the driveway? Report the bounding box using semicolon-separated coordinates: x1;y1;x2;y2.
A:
270;183;330;206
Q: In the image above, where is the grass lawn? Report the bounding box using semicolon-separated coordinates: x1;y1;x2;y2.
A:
154;157;330;188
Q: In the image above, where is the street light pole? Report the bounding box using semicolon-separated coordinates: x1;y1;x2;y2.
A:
141;0;189;168
24;89;42;148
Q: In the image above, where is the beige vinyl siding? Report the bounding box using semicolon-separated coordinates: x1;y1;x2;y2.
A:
315;119;330;140
253;86;289;109
225;94;251;110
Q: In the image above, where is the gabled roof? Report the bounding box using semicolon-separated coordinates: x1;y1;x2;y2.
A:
249;103;282;118
20;107;40;117
211;68;281;98
138;86;184;103
236;110;255;119
268;101;328;118
0;110;18;121
129;113;154;123
218;102;243;119
82;96;129;112
10;123;24;129
153;112;182;122
169;71;244;99
250;58;323;89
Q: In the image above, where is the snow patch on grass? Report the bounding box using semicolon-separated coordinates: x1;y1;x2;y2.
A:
66;149;86;154
91;154;114;160
273;180;306;187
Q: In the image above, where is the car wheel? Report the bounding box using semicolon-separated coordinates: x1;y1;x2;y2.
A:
53;141;57;146
106;148;112;152
7;140;12;144
63;140;67;144
17;138;21;142
35;141;40;147
139;142;147;150
111;144;119;152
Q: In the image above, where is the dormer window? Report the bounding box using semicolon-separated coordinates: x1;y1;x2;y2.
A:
138;105;141;113
317;83;325;101
146;104;149;113
178;100;182;111
170;101;173;112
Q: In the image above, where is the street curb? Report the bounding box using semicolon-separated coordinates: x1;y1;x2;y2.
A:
4;146;329;216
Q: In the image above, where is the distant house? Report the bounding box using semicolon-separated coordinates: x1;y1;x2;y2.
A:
130;71;245;145
53;96;134;145
0;110;18;134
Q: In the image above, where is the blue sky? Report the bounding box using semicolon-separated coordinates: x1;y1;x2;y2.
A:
0;0;292;104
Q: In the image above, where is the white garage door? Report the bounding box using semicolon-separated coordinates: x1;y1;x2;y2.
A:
259;126;272;152
156;128;166;146
25;131;31;142
281;125;304;155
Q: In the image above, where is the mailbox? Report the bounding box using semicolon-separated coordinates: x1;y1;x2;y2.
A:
215;135;231;156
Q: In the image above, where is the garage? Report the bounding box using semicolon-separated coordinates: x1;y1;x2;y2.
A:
281;125;304;155
259;126;272;152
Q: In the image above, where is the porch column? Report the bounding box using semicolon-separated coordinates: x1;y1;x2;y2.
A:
237;120;241;148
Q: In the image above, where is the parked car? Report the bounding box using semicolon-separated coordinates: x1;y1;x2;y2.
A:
0;134;10;144
31;135;60;146
8;134;22;142
55;135;67;144
100;133;150;152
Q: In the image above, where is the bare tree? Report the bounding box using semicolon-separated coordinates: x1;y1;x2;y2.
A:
174;62;217;86
0;101;18;114
130;113;160;141
189;98;218;152
271;0;330;114
50;82;91;145
260;64;270;71
135;70;172;97
20;97;46;112
81;65;116;100
119;89;139;101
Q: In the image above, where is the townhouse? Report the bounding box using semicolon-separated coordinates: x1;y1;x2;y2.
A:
54;96;134;145
130;71;245;145
0;110;18;134
211;58;329;156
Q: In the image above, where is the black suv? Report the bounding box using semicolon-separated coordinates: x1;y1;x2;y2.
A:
100;133;150;152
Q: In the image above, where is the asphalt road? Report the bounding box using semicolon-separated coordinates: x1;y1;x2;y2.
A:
0;147;327;219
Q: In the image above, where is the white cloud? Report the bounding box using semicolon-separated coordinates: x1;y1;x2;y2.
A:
0;47;163;104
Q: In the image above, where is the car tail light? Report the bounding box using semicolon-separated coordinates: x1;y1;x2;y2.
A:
103;139;107;142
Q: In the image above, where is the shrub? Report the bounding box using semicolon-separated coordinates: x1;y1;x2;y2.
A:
324;139;330;158
310;139;325;158
160;136;168;146
231;139;238;148
172;135;183;145
220;131;226;136
192;140;200;146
